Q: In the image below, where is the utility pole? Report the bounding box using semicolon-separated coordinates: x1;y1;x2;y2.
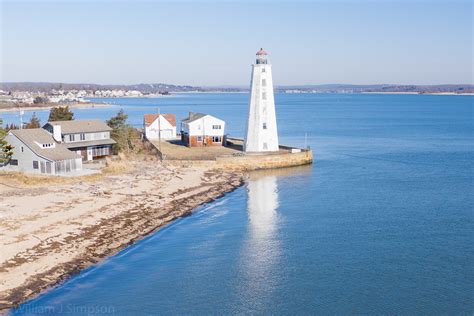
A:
19;108;24;129
158;107;162;156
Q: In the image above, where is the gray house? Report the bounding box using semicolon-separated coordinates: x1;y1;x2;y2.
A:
6;128;83;175
43;120;116;161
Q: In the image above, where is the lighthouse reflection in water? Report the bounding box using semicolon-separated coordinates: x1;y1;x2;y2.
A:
239;171;281;306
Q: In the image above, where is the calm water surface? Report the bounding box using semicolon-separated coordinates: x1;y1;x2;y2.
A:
4;94;473;315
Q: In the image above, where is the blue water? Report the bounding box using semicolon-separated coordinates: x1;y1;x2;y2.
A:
5;94;474;315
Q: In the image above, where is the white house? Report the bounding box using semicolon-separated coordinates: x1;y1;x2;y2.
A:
5;128;83;175
143;114;176;140
181;112;225;147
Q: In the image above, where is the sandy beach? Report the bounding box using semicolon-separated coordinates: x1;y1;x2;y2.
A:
0;102;111;113
0;158;244;311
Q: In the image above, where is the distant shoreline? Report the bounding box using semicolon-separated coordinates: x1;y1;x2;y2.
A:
0;102;112;113
360;92;474;96
178;91;474;95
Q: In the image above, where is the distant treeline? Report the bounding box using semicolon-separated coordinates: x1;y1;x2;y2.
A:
275;84;474;94
1;82;472;94
0;82;199;93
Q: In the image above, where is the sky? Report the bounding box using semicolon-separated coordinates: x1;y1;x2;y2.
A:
0;0;472;86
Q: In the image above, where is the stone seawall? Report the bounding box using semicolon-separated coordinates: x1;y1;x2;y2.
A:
165;150;313;171
216;150;313;171
148;136;313;171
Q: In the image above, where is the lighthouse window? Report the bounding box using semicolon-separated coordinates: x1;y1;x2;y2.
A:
262;92;267;100
263;122;267;129
263;143;268;150
262;79;266;87
262;68;266;73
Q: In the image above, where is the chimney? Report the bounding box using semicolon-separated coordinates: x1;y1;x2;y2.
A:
53;124;62;142
189;112;193;119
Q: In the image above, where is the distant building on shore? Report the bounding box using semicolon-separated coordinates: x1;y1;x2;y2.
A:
244;48;279;152
143;114;177;140
181;112;225;147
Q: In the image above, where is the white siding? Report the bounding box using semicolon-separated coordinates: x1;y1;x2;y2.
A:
145;116;176;140
183;115;225;137
63;131;110;143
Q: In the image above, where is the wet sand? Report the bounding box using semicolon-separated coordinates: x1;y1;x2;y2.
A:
0;160;244;311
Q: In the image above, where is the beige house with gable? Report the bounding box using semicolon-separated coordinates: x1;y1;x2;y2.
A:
5;128;83;175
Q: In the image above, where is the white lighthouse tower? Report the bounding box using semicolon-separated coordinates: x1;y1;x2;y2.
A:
244;48;279;152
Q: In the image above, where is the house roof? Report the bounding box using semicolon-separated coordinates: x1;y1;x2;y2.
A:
44;119;112;134
181;112;208;124
64;139;116;149
143;114;176;127
9;129;81;161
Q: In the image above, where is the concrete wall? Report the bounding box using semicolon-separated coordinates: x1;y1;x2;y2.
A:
215;150;313;171
165;149;313;171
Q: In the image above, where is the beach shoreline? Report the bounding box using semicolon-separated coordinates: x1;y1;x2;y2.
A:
0;102;112;113
0;159;245;311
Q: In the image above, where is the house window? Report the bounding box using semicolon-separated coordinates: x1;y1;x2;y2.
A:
262;79;266;87
46;162;52;174
212;136;222;143
262;92;267;100
80;133;85;141
69;134;75;142
212;125;221;130
197;136;203;142
10;159;18;166
263;122;267;129
263;143;268;150
21;146;24;152
40;162;45;173
33;161;39;169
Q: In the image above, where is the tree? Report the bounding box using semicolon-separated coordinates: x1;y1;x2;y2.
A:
106;109;137;153
33;96;49;104
24;112;41;129
0;119;14;165
5;123;19;131
48;106;74;121
106;109;128;130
